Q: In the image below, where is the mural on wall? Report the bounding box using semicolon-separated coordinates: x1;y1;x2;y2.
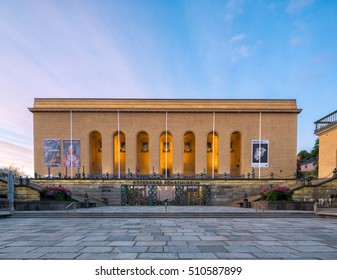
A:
63;140;80;167
44;139;61;166
252;140;269;168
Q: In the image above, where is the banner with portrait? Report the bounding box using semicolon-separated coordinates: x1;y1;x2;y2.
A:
44;139;61;167
252;140;269;168
63;140;81;167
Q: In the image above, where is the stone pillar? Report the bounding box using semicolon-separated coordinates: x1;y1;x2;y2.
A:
195;131;207;175
173;131;183;175
150;132;160;175
8;171;15;213
102;131;113;174
218;131;230;175
125;130;137;175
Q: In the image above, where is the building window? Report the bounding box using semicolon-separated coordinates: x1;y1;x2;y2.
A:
120;142;126;153
163;142;170;152
141;142;149;152
207;142;212;153
184;142;191;153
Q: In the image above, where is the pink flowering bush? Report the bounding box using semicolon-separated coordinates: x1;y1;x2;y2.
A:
40;185;71;201
260;185;293;201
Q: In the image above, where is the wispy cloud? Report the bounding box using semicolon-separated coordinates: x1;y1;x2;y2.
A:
230;45;250;62
0;1;148;99
0;1;151;174
286;0;315;13
224;0;243;22
0;0;336;172
0;140;33;175
228;33;251;62
229;33;247;43
0;140;32;159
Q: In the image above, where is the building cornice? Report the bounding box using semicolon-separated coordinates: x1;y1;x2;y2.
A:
315;122;337;136
29;98;302;114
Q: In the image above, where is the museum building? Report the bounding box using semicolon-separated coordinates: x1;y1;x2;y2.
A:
29;98;301;179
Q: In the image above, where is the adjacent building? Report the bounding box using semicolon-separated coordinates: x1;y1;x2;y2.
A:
29;98;301;179
314;110;337;178
299;157;318;173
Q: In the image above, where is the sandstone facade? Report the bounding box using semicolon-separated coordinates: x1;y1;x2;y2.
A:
29;99;301;179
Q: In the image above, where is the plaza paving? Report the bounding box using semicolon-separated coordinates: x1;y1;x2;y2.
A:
1;206;337;260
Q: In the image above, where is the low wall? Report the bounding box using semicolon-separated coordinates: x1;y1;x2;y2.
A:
15;201;81;211
210;179;298;205
293;179;337;202
30;178;299;206
251;201;314;211
15;186;40;201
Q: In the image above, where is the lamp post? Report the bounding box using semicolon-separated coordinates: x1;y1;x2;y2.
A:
8;171;14;213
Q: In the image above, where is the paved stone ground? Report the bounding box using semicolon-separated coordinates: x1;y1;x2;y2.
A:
1;216;337;260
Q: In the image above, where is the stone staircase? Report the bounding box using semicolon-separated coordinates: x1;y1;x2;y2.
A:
10;208;317;219
71;186;122;206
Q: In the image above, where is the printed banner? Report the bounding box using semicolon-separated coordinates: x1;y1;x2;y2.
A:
63;140;80;167
252;140;269;168
44;139;61;166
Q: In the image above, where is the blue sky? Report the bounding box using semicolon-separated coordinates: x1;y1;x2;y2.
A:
0;0;336;175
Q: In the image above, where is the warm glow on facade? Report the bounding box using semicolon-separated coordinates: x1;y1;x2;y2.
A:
29;98;301;178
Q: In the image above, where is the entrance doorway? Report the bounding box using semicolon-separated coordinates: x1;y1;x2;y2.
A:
121;183;211;206
160;132;173;177
230;131;241;177
183;131;195;177
113;131;126;176
207;132;218;177
89;131;102;175
137;131;150;175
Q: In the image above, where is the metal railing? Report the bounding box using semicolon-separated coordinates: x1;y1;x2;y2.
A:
71;190;106;206
314;110;337;132
65;202;77;213
254;201;265;218
0;199;9;210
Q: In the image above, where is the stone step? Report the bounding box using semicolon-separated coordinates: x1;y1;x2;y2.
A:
0;211;11;218
11;211;317;219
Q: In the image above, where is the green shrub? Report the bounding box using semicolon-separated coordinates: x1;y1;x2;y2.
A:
40;185;71;201
261;185;293;201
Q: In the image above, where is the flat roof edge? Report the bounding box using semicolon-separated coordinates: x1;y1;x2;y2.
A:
29;108;302;113
29;98;301;112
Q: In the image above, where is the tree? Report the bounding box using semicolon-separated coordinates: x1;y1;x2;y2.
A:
0;164;27;177
297;150;310;160
297;138;319;160
309;138;319;159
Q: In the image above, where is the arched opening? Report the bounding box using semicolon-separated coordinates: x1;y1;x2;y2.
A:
160;131;173;177
137;131;150;175
89;131;102;175
207;132;218;177
113;131;126;176
230;131;241;177
183;131;195;177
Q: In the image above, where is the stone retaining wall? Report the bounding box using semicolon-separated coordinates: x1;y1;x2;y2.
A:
30;178;299;206
10;178;337;207
15;201;81;211
251;201;314;211
293;179;337;202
